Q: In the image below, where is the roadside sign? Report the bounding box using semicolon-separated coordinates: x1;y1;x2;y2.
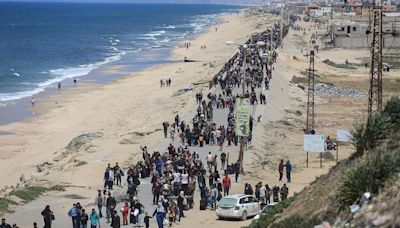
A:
336;130;351;142
304;134;325;153
235;98;251;137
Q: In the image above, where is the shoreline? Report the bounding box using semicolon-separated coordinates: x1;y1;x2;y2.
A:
0;10;275;209
0;9;238;126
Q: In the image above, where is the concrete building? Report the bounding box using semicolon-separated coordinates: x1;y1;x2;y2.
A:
327;16;400;48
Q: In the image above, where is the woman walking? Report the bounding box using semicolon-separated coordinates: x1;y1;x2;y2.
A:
152;202;166;228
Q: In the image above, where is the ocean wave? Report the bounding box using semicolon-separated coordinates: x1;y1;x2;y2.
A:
109;46;119;52
163;25;176;29
144;30;166;38
0;53;124;102
39;54;123;87
0;87;45;102
158;38;170;43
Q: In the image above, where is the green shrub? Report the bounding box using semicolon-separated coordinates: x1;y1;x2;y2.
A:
351;97;400;157
9;186;48;203
0;198;17;215
336;146;400;210
351;113;394;156
270;215;322;228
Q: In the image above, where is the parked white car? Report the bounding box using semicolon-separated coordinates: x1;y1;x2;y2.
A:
216;194;260;221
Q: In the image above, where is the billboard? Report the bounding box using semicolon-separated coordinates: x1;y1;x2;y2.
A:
304;134;325;153
337;129;351;142
235;98;251;137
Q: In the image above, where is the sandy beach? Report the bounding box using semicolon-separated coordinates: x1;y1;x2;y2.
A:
1;10;278;226
2;5;399;228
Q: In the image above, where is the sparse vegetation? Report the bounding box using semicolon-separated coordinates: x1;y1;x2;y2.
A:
0;198;17;215
297;84;305;91
351;96;400;157
75;160;88;167
278;120;293;127
9;186;48;203
323;60;357;69
249;195;298;228
251;96;400;227
336;144;400;210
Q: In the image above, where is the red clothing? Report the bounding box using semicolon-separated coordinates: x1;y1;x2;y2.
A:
222;176;231;187
278;163;284;172
122;206;129;222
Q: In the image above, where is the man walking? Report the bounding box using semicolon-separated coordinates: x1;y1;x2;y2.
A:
234;161;240;182
278;160;284;181
95;190;104;218
286;160;292;182
79;209;88;228
67;204;79;228
0;218;11;228
222;174;231;196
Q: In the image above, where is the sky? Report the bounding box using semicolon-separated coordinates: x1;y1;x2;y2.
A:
0;0;264;3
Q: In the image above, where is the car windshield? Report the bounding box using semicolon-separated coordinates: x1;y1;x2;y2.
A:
219;198;237;206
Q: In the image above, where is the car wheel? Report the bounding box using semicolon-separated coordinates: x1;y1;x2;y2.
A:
240;211;247;221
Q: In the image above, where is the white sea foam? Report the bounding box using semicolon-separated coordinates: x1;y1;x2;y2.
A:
144;30;166;38
0;52;124;102
158;38;170;43
0;87;45;102
163;25;176;29
13;72;20;77
109;47;119;52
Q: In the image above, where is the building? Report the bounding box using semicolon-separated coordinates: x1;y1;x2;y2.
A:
328;16;400;48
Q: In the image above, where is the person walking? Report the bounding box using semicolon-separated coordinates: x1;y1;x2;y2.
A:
80;209;88;228
106;192;116;223
95;190;104;218
234;161;240;182
278;160;284;181
122;202;129;225
144;212;152;228
41;205;54;228
0;218;12;228
153;202;166;228
112;211;121;228
220;152;226;170
259;184;266;205
89;209;100;228
222;174;231;196
68;204;79;228
286;160;292;182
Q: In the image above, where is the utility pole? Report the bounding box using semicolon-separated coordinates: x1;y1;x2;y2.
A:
367;0;384;115
280;1;284;47
305;50;316;168
305;50;316;134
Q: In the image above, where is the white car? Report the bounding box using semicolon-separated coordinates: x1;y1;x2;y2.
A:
253;202;278;220
216;194;260;221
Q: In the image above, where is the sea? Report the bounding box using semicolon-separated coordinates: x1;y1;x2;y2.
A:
0;2;242;103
